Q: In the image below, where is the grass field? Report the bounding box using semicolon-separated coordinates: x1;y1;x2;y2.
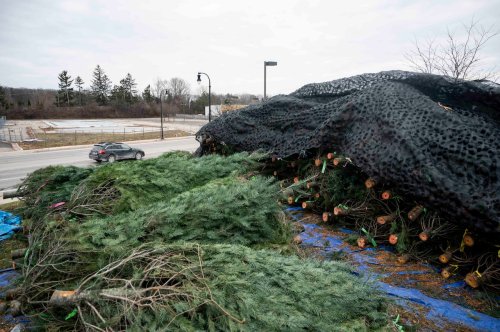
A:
18;129;189;150
0;200;23;211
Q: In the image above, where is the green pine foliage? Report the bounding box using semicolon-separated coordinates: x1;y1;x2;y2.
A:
284;163;366;210
75;176;288;254
71;151;265;215
56;70;74;106
319;166;366;208
18;165;93;221
90;65;112;106
52;244;388;331
18;152;389;331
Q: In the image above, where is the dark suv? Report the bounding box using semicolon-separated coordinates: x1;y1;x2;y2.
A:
89;142;145;163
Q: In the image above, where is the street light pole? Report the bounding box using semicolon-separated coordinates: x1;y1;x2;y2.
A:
264;61;277;100
160;89;168;140
197;72;212;122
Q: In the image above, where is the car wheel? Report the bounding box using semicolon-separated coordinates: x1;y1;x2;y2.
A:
135;152;143;160
96;160;102;163
108;154;116;163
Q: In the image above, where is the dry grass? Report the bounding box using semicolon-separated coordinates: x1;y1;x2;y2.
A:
18;130;189;150
0;200;23;212
0;237;26;269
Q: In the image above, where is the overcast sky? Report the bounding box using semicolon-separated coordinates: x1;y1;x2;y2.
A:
1;0;499;96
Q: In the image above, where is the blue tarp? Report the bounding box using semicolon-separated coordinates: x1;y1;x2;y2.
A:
286;207;500;331
0;211;28;326
0;268;29;326
0;210;22;241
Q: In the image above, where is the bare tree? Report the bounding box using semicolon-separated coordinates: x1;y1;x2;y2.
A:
168;77;191;101
167;77;191;112
152;78;168;101
405;38;438;74
405;18;498;81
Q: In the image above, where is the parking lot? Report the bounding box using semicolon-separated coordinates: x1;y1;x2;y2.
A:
0;117;208;144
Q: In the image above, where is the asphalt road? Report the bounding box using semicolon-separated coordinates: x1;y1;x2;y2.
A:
0;136;199;193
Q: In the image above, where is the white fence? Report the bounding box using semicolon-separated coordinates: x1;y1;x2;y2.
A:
0;127;25;142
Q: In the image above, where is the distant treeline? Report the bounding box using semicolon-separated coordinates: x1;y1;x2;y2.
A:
0;64;260;119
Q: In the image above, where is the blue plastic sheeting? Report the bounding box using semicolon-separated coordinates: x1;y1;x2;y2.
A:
380;283;500;331
286;206;303;212
0;268;18;290
395;270;434;275
285;207;500;331
0;210;22;241
338;227;356;234
0;263;30;326
443;281;467;289
0;211;27;325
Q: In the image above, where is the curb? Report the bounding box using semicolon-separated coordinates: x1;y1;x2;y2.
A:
11;142;22;151
0;194;19;206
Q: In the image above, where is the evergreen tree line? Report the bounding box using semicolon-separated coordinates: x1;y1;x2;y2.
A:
58;65;260;112
54;65;202;113
56;65;142;107
1;64;261;116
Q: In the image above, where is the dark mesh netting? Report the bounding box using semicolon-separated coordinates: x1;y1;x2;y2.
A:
196;71;500;232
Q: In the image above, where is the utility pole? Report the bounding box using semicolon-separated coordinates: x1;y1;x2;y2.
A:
264;61;277;100
197;72;212;122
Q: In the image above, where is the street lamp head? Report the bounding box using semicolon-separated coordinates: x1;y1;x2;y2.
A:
197;73;202;83
265;61;278;66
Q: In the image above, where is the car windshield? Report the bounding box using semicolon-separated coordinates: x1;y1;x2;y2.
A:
121;144;131;149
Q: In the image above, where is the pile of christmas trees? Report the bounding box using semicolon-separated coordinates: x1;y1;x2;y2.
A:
11;152;387;330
